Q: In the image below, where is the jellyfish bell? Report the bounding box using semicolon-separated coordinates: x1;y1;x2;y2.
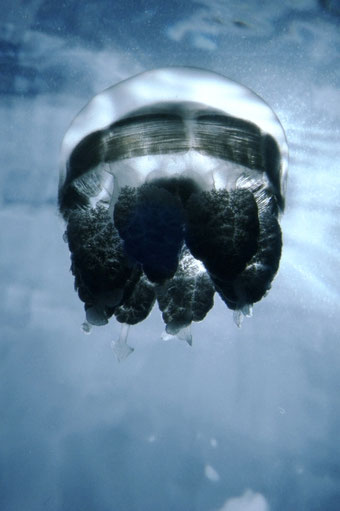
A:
59;67;287;209
59;66;288;360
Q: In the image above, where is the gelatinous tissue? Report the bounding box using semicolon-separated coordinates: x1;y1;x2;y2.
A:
58;67;288;359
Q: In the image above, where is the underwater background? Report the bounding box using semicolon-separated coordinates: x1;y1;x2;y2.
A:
1;1;340;510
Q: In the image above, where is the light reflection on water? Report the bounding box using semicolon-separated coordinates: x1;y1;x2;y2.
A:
0;1;339;510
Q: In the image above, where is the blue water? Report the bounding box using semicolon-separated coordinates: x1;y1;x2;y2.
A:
1;1;340;510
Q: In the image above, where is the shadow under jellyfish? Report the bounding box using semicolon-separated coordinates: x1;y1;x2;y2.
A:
59;67;288;359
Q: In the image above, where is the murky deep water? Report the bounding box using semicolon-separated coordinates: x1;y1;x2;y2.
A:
1;1;340;510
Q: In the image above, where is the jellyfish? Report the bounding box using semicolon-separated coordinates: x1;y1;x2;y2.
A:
59;67;288;359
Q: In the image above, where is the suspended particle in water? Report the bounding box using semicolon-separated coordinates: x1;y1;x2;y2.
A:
58;67;288;359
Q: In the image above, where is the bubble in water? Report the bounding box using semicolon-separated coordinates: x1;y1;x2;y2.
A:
81;321;92;334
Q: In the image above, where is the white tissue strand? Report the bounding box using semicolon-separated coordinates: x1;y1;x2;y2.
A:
111;323;134;362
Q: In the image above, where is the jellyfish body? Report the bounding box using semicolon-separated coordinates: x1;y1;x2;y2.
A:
59;67;288;355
